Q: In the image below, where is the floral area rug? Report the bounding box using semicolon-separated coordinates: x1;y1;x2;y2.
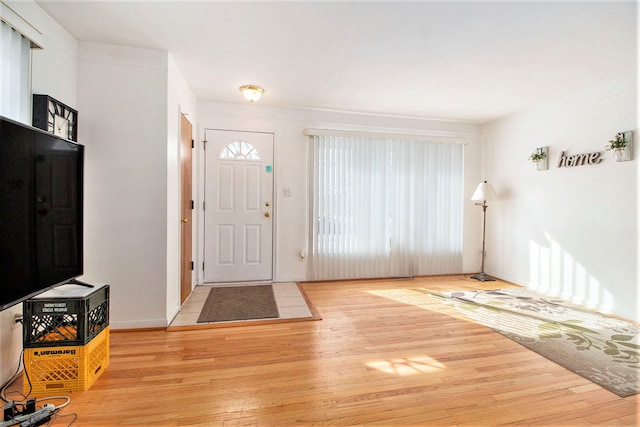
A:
433;288;640;397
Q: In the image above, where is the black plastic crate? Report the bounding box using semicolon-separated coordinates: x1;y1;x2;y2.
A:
23;283;109;348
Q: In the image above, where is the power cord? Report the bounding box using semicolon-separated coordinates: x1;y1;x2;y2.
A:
1;403;54;427
1;350;26;403
2;397;71;427
21;353;32;400
45;410;77;427
2;350;73;426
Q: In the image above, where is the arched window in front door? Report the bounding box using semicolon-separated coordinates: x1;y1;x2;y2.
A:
218;140;261;161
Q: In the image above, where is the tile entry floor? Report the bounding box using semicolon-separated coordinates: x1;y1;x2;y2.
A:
170;282;314;327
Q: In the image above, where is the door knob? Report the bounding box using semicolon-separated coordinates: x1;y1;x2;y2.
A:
182;218;189;223
264;212;270;218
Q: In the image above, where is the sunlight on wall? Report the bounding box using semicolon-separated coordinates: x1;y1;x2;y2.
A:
366;356;445;377
529;232;613;312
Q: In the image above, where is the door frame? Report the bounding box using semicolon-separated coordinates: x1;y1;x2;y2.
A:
200;127;277;285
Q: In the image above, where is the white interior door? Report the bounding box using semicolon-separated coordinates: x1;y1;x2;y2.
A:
204;130;274;282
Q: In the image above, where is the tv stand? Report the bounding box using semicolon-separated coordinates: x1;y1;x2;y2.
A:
66;278;95;288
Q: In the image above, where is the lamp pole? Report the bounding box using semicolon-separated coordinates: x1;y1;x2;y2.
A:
470;181;497;282
481;201;488;272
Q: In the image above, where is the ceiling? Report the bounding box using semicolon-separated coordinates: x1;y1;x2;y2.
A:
35;1;637;124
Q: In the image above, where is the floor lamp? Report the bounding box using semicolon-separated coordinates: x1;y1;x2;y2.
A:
470;181;498;282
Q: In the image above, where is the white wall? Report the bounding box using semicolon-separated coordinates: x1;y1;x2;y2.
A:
166;54;198;322
75;44;197;329
76;42;170;329
196;102;483;284
0;0;78;385
482;76;638;322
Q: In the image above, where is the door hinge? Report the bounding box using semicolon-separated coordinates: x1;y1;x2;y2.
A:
202;201;205;211
191;200;194;210
202;262;205;271
190;261;194;271
191;139;194;149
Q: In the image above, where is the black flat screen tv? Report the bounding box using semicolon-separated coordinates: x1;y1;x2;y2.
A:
0;115;84;311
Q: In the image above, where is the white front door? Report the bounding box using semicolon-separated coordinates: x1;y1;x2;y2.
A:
203;129;274;282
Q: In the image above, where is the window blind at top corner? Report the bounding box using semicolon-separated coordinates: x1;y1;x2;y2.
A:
0;19;31;123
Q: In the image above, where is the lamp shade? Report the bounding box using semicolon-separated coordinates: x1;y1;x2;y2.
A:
471;181;498;201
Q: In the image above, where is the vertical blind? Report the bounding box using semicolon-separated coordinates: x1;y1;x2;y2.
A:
311;134;463;280
0;19;31;122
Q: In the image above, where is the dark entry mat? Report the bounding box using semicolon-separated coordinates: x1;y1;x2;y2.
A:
197;285;279;323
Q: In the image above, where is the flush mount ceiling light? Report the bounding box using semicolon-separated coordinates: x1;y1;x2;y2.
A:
239;85;264;103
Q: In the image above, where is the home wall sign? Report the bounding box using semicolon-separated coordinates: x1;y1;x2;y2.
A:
556;150;603;168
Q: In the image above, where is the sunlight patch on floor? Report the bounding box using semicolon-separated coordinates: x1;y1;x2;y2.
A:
366;355;445;376
364;287;525;330
365;288;435;308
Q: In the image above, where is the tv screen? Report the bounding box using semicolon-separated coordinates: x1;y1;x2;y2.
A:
0;116;84;311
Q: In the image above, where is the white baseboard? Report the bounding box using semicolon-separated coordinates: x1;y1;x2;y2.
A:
109;318;168;330
274;275;307;283
167;304;181;325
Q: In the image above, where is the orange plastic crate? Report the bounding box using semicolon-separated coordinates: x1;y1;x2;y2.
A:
24;326;110;395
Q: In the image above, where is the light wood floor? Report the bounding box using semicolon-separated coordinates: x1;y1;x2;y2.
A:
8;275;639;426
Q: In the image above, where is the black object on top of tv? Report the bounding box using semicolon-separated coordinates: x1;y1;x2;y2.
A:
0;115;84;311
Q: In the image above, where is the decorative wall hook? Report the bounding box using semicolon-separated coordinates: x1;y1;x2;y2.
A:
528;146;548;171
605;131;633;162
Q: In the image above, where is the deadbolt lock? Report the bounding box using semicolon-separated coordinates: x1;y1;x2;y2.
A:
265;201;271;207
